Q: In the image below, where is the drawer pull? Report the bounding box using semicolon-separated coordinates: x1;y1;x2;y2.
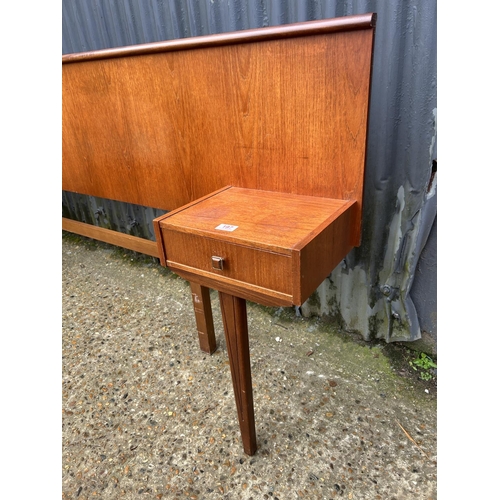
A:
211;256;224;270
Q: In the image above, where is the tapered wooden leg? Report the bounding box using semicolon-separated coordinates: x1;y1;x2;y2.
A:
218;291;257;456
190;282;217;354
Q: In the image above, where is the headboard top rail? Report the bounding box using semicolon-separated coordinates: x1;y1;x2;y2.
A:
63;13;376;64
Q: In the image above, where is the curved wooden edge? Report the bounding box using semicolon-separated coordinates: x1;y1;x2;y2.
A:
62;13;376;64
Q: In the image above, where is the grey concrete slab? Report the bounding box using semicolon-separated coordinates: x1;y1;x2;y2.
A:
62;233;437;500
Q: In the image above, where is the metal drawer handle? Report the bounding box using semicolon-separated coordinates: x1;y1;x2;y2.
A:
211;256;224;270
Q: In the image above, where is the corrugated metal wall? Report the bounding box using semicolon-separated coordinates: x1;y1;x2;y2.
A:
62;0;437;345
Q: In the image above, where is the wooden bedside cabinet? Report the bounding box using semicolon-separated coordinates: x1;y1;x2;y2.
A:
154;185;358;456
154;186;356;308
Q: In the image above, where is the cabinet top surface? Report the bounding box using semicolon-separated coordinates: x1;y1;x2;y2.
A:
160;187;354;252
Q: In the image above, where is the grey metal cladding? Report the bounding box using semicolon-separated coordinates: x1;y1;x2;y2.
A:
62;0;437;344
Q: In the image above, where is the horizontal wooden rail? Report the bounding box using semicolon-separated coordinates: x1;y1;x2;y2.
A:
62;218;159;258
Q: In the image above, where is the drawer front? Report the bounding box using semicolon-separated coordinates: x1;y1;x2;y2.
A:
162;229;293;296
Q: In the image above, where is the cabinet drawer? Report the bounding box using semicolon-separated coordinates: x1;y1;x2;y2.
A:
162;228;293;298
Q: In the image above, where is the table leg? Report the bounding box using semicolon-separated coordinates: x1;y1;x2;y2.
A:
190;282;217;354
218;291;257;456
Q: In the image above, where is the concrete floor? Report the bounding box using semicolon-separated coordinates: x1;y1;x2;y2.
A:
62;233;437;499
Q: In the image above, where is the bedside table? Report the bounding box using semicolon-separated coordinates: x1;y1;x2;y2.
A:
155;186;356;306
154;186;357;455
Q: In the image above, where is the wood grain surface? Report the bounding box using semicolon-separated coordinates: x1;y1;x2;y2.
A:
156;187;356;306
63;16;375;245
62;218;159;257
159;187;353;252
218;292;257;455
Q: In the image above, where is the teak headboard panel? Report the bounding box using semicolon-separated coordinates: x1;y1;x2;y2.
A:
63;13;375;245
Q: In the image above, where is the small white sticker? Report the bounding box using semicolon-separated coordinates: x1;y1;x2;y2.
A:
215;224;238;232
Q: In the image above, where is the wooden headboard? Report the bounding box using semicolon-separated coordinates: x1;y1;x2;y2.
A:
62;13;376;246
63;13;377;458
